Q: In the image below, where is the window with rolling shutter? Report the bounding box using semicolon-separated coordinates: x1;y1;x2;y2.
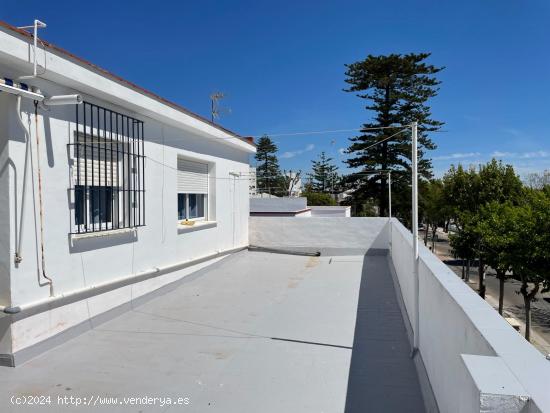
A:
73;134;120;187
177;157;208;220
177;158;208;194
71;101;145;234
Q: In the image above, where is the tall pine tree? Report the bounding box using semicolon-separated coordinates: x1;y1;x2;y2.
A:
254;135;282;195
309;152;339;193
344;53;443;220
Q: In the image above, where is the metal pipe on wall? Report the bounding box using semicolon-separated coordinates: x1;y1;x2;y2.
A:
14;96;31;264
33;101;54;296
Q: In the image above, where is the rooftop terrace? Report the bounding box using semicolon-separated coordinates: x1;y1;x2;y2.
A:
0;248;424;412
1;217;549;412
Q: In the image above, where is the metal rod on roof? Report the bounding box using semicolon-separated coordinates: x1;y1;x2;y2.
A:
411;121;420;356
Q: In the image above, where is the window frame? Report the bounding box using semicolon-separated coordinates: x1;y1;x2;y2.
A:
70;101;145;235
178;193;207;222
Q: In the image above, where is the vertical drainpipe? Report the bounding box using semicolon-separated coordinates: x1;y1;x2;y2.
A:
14;96;30;264
33;101;54;296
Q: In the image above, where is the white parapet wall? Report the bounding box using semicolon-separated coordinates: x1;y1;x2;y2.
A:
309;206;351;217
389;218;550;413
249;217;390;255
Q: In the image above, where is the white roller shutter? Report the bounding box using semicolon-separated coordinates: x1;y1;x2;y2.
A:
177;157;208;194
73;135;120;187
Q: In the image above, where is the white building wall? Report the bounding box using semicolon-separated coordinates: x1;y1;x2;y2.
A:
1;77;251;355
309;206;351;217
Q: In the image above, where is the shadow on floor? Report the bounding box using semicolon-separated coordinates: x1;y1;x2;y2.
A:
344;252;426;413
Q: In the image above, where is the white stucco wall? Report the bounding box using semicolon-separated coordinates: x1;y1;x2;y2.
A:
309;206;351;217
0;62;252;354
389;218;550;413
250;197;308;213
249;217;390;254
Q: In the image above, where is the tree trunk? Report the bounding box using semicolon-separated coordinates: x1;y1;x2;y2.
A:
524;295;531;342
461;259;465;280
431;226;436;252
478;257;486;299
466;259;470;282
497;272;505;315
424;223;429;246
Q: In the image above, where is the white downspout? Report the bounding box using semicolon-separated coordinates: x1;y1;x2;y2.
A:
14;96;31;264
33;101;54;296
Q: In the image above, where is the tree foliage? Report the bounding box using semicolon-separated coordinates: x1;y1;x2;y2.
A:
309;152;339;193
302;191;337;206
344;53;443;219
429;160;549;340
254;135;284;195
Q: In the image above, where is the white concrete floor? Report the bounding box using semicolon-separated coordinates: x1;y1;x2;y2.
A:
0;251;424;412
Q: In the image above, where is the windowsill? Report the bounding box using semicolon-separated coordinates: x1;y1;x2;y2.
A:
177;220;217;233
71;227;137;240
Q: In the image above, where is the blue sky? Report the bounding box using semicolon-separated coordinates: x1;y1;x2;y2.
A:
3;0;550;178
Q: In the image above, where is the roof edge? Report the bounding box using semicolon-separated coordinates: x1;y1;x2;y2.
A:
0;20;255;149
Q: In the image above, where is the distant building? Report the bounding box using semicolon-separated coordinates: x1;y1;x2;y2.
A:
285;171;303;197
249;167;303;197
249;166;258;196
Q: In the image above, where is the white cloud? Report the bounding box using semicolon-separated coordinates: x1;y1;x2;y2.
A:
491;151;515;158
280;143;315;159
432;152;480;161
489;150;549;159
520;151;549;159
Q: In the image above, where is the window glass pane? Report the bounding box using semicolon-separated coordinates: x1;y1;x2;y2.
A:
178;194;186;220
197;194;205;218
188;194;205;219
102;187;113;223
89;186;113;225
75;185;85;225
90;187;99;225
189;194;198;218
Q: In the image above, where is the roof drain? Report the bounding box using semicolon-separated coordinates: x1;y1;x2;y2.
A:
248;245;321;257
33;101;54;296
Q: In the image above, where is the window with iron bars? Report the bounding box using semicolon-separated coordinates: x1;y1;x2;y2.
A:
70;102;145;234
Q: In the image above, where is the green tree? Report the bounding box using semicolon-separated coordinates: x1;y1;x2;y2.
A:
309;152;339;194
302;192;337;206
344;53;443;220
449;213;478;282
442;164;479;230
421;179;446;251
511;190;550;341
475;160;523;298
255;135;283;195
443;160;522;298
475;202;517;314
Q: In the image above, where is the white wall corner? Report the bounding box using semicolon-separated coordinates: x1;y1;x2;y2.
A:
459;354;530;413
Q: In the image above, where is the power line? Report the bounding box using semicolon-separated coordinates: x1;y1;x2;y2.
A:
361;128;411;151
252;125;405;138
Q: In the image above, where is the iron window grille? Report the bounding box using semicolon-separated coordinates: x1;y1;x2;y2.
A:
69;101;145;234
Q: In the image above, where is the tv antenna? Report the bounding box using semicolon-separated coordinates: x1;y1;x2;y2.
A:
210;92;231;123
